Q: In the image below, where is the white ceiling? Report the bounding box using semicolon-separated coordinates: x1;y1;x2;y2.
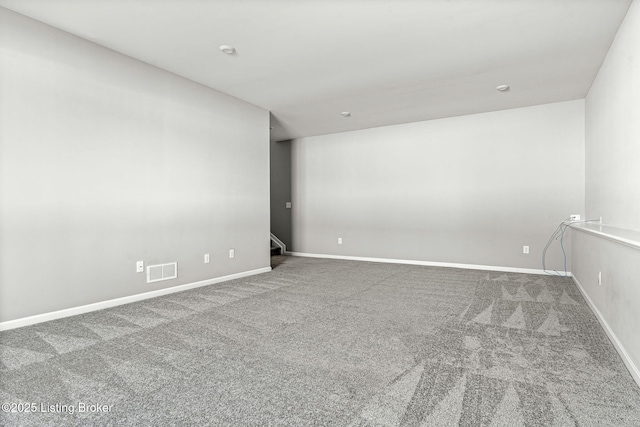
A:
0;0;633;141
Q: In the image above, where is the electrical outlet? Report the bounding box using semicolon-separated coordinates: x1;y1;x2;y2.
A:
523;246;529;254
136;261;144;273
204;253;210;264
285;202;292;209
598;271;602;286
570;214;581;221
338;237;343;245
229;249;235;259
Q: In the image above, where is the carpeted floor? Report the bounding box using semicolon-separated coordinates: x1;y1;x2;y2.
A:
1;255;639;426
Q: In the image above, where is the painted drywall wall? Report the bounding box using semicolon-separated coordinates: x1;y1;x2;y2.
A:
585;1;640;229
0;8;270;322
571;229;640;382
270;138;292;249
574;0;640;382
291;100;585;271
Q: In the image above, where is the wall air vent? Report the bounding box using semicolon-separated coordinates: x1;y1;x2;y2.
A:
146;262;178;283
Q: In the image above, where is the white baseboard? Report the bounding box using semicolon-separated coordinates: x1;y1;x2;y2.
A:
571;275;640;387
0;267;271;331
288;252;565;276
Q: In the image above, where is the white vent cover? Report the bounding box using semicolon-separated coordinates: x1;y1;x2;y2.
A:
146;262;178;283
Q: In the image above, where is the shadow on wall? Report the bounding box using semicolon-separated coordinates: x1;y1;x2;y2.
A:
270;134;293;251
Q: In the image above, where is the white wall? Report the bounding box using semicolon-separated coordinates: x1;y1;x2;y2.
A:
585;1;640;229
574;0;640;383
572;231;640;381
291;100;585;271
0;8;270;322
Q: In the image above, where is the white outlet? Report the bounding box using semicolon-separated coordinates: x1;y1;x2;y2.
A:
523;246;529;254
285;202;292;209
338;237;343;245
204;253;210;264
136;261;144;273
229;249;235;259
570;214;581;221
598;271;602;286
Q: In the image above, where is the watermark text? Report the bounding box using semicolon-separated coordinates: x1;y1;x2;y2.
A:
1;402;112;414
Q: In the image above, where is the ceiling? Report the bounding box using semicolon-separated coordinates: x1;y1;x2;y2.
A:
0;0;633;141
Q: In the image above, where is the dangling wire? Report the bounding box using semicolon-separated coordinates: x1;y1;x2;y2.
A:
542;217;599;276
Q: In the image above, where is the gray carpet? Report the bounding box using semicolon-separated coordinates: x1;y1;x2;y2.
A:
1;255;639;426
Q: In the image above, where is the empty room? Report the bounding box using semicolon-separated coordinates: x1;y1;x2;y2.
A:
1;0;639;425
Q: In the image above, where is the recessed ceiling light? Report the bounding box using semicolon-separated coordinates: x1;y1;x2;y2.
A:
219;45;236;55
341;112;351;117
496;84;510;92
